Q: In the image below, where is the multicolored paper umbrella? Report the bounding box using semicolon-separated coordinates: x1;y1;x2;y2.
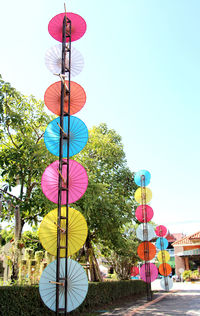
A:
48;13;87;42
155;225;167;237
159;263;172;276
135;205;154;223
134;187;152;204
44;116;88;157
41;159;88;204
130;266;139;276
140;263;158;283
38;207;88;257
136;223;156;241
134;170;151;187
44;81;86;116
156;237;169;250
45;44;84;77
137;242;156;261
160;276;173;290
39;258;88;312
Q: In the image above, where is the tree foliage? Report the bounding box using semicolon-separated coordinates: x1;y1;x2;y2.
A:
0;75;55;231
74;124;138;254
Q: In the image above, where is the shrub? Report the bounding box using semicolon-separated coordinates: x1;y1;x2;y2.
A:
182;270;192;281
0;280;146;315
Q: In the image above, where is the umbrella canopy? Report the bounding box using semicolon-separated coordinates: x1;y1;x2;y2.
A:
41;159;88;204
134;187;152;204
45;44;84;77
135;205;154;223
155;225;167;237
134;169;151;187
130;266;139;277
44;116;88;157
48;12;87;42
156;237;168;250
157;250;170;263
137;241;156;261
44;80;86;116
140;263;158;283
159;263;172;276
39;258;88;312
136;223;156;241
160;276;173;291
38;207;88;257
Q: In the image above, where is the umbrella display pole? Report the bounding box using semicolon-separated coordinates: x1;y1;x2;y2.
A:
141;175;152;301
56;15;71;315
160;231;169;291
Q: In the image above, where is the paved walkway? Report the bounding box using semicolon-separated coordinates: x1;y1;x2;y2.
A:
99;281;200;316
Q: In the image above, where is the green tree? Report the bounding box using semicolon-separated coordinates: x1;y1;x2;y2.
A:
74;124;138;280
0;76;55;279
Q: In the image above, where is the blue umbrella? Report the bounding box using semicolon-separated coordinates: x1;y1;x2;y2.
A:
156;237;169;250
44;116;88;157
39;258;88;312
134;169;151;187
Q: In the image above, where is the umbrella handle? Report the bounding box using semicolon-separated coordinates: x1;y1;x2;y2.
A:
49;280;64;286
57;168;66;185
56;122;68;138
53;221;66;234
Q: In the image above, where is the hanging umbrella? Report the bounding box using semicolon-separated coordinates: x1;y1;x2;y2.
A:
48;12;87;42
134;187;152;204
39;258;88;312
45;44;84;77
157;250;170;263
160;276;173;291
130;266;139;277
156;237;168;250
159;263;172;276
137;241;156;261
44;80;86;116
41;159;88;204
140;263;158;283
38;207;88;257
136;223;156;241
134;170;151;187
44;116;88;157
135;205;154;223
155;225;167;237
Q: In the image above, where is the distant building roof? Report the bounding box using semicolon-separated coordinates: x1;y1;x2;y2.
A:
172;231;200;246
165;232;185;243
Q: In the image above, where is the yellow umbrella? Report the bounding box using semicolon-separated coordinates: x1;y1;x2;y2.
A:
134;187;152;204
38;207;88;257
157;250;170;263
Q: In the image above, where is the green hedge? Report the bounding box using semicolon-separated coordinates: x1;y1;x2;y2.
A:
0;280;146;316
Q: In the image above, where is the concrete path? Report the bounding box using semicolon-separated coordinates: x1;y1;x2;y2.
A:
100;281;200;316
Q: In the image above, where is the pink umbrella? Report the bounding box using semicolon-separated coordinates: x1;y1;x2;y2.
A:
135;205;154;223
140;263;158;283
48;13;87;42
155;225;167;237
41;159;88;204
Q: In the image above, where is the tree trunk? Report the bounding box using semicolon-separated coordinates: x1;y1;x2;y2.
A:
85;237;103;282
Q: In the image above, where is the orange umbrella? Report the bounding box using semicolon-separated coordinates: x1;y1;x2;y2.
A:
44;80;86;116
137;241;156;261
159;263;172;276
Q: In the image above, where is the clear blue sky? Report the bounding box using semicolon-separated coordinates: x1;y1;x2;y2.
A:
1;0;200;235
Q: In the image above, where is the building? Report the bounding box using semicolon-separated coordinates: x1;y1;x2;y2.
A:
172;231;200;276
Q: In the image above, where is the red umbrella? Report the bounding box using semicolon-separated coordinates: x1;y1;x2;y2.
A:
135;205;154;223
41;159;88;204
44;80;86;116
137;241;156;261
